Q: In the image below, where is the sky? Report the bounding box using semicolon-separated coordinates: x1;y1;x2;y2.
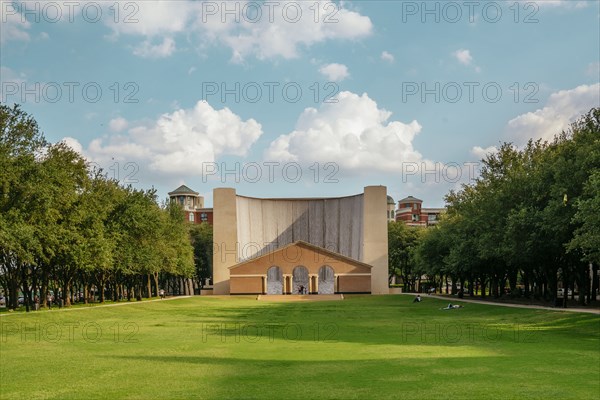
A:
1;0;599;207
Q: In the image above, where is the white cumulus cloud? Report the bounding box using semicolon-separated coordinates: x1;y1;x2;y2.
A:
381;51;394;63
319;63;349;82
453;49;473;66
471;145;499;160
265;91;424;172
133;37;176;58
61;137;84;154
507;83;600;145
109;117;129;132
67;101;263;176
105;1;372;62
0;6;31;44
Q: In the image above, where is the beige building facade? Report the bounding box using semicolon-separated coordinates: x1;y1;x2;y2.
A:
212;186;389;295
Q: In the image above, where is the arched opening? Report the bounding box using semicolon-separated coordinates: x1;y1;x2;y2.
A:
318;265;335;294
292;266;309;295
266;266;283;295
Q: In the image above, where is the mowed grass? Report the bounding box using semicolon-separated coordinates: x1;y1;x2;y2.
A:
1;295;599;400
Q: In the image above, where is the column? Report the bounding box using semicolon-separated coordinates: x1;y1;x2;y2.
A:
363;186;389;294
213;188;237;295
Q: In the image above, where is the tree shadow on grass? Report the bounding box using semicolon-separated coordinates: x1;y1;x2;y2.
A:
155;295;599;351
102;354;594;400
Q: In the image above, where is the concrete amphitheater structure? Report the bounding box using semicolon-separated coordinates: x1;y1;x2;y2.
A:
212;186;389;295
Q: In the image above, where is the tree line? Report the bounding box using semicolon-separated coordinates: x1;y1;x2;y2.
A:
0;104;203;311
415;108;600;305
403;108;599;306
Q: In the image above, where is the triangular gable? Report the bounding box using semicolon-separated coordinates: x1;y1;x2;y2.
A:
229;240;372;270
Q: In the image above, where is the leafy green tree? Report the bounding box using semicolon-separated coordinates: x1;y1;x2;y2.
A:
0;104;47;309
189;221;213;288
388;221;422;291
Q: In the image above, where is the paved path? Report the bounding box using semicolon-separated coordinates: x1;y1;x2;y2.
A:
257;294;344;302
0;296;192;317
401;293;600;314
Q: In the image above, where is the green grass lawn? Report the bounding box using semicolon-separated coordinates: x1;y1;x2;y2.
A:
1;295;599;399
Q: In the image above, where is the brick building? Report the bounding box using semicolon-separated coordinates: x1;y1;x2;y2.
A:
168;185;213;225
395;195;444;227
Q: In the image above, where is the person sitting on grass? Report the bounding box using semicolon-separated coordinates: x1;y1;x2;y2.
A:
442;303;463;310
413;295;422;303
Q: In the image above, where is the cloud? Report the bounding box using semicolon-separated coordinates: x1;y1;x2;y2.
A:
105;1;372;62
319;63;349;82
452;48;482;73
0;65;25;82
68;101;263;176
506;83;600;145
265;91;424;172
0;6;31;45
514;0;588;8
471;146;498;160
381;51;394;63
133;37;176;58
61;137;84;154
104;0;194;38
109;117;128;132
453;49;473;66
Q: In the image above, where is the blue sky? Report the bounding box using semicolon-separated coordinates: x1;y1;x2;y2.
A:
1;0;599;207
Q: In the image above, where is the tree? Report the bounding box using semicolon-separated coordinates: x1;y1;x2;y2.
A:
388;221;423;291
416;108;599;305
1;105;198;310
189;221;213;288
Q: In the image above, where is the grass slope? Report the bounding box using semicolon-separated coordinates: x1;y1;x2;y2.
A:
1;295;599;399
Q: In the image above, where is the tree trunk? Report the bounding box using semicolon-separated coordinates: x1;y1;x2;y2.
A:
63;280;71;307
591;264;598;303
154;272;159;297
83;284;89;304
40;268;49;308
21;263;31;312
99;281;105;303
147;274;152;298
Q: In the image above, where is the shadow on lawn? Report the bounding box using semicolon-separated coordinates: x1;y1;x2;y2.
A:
160;296;599;349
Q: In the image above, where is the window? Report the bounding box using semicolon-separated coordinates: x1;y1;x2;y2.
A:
413;203;417;210
189;213;195;222
412;214;419;222
428;214;437;221
200;213;208;222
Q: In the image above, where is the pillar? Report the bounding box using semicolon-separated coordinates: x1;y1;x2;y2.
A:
212;188;237;295
363;186;389;294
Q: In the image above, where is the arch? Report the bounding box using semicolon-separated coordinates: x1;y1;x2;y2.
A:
292;266;309;295
318;265;335;294
266;266;283;295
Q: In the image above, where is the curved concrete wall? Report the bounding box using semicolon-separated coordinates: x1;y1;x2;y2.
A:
235;195;364;262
